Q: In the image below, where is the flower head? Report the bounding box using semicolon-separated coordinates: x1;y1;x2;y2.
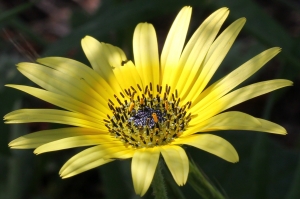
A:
5;6;292;196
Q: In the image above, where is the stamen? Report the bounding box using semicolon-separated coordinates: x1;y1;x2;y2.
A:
188;101;192;109
140;97;144;105
128;102;135;112
130;86;136;92
105;83;192;149
152;113;158;123
108;99;114;105
167;86;171;95
124;89;130;96
164;100;169;110
137;84;142;91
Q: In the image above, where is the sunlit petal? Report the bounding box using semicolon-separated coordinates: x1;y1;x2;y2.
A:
133;23;160;91
37;57;117;102
131;147;160;196
6;85;107;118
34;135;117;154
5;109;106;130
161;6;192;87
182;18;246;101
183;111;287;137
60;144;128;178
9;127;106;149
81;36;123;97
173;134;239;163
161;145;189;186
191;79;293;124
173;7;229;96
190;47;281;110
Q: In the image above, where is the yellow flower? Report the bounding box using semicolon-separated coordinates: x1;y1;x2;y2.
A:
5;6;292;196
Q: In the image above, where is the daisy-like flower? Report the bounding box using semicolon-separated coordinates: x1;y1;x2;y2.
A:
5;6;292;196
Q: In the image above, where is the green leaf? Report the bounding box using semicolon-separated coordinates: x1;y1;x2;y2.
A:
188;160;226;199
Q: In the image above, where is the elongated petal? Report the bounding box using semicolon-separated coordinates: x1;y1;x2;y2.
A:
190;47;281;111
16;63;109;111
9;127;106;149
104;43;132;93
133;23;159;91
34;135;117;154
192;79;293;124
60;144;128;178
6;85;107;119
131;147;160;196
161;145;188;186
4;109;106;130
119;61;144;92
36;57;117;103
103;150;135;160
161;6;192;85
183;18;246;102
183;111;286;137
172;7;229;96
81;36;123;95
173;134;239;163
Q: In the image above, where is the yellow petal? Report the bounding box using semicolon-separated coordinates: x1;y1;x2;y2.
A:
6;85;107;119
161;6;192;87
131;147;160;196
104;43;127;68
160;145;188;186
173;134;239;163
60;144;128;178
104;43;132;93
133;23;160;91
36;57;117;103
9;127;105;149
34;135;117;154
81;36;123;96
102;150;135;160
119;60;144;93
183;111;286;137
172;7;229;96
16;62;109;111
192;79;293;123
190;47;281;111
4;109;106;130
182;18;246;102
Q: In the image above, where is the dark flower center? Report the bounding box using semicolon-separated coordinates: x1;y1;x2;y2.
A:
104;83;192;148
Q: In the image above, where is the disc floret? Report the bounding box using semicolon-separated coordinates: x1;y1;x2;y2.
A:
104;84;192;148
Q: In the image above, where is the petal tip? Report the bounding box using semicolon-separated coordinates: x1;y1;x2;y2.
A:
33;150;40;155
219;7;229;12
81;35;95;43
240;17;247;23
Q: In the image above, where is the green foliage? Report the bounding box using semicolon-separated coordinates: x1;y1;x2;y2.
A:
188;160;226;199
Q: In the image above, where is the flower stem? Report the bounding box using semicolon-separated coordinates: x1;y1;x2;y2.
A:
152;160;168;199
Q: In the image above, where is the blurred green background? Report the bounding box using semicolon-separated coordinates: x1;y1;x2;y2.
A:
0;0;299;198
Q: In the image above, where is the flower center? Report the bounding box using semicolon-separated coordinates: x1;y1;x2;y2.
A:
104;84;192;148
